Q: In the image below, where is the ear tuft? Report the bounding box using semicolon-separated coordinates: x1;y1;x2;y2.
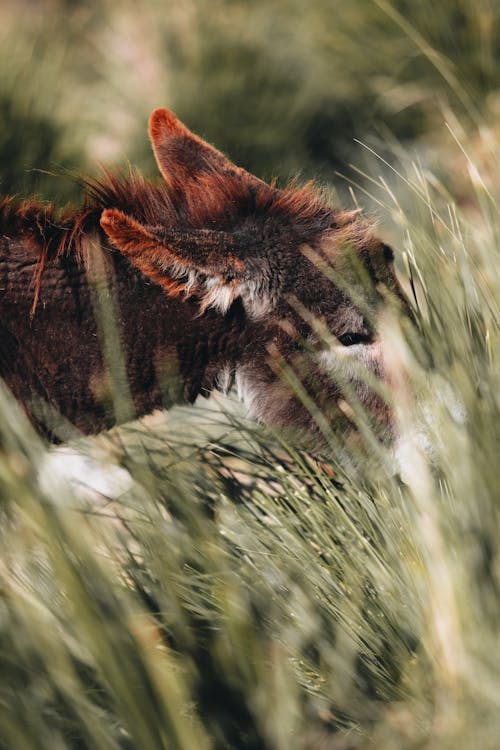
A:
100;207;125;231
149;108;186;143
100;209;152;255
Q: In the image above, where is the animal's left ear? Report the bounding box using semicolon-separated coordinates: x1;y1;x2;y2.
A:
148;109;270;223
149;108;265;193
100;209;267;314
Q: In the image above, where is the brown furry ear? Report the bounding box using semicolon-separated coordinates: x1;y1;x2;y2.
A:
100;209;187;296
100;208;253;310
148;109;268;218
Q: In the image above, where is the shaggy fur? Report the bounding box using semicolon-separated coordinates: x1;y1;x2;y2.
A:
0;109;405;441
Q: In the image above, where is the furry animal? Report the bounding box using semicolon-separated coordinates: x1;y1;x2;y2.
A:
0;109;406;442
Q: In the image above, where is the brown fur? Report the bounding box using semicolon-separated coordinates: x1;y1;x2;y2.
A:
0;109;407;442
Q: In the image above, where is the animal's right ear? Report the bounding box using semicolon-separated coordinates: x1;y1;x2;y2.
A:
100;208;272;315
149;109;268;217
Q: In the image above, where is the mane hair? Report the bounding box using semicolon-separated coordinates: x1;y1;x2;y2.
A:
0;169;175;262
0;167;368;310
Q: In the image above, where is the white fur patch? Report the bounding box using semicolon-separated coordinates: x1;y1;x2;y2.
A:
216;364;233;394
240;280;273;319
161;255;273;316
317;341;381;379
198;278;240;314
162;257;240;314
235;369;267;421
198;276;273;317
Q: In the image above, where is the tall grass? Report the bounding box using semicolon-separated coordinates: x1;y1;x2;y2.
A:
1;135;499;747
1;1;500;748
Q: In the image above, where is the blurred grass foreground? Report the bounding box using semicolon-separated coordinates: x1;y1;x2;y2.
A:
1;1;500;749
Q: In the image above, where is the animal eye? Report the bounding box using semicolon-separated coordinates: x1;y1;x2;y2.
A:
337;332;372;346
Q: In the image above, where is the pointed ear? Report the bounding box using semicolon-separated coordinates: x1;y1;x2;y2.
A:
100;209;186;296
100;208;255;311
149;109;268;213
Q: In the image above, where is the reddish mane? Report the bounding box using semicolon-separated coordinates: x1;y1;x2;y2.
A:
0;167;341;310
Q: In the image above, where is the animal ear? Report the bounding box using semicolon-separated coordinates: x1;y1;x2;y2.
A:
100;208;260;313
149;109;268;217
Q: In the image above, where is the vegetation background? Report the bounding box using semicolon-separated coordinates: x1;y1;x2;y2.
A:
1;1;500;748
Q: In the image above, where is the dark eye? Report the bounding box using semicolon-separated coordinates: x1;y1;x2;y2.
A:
338;332;373;346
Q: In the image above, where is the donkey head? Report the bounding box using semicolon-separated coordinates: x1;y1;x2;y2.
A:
100;109;407;444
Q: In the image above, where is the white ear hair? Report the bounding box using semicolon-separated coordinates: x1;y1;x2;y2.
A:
194;277;274;317
239;280;274;319
198;277;241;314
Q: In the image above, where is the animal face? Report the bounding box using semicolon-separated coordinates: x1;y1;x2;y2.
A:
100;109;407;442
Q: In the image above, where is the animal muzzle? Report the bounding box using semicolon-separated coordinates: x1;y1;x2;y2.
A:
316;340;395;439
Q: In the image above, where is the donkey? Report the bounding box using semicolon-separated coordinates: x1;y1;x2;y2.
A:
0;109;406;443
